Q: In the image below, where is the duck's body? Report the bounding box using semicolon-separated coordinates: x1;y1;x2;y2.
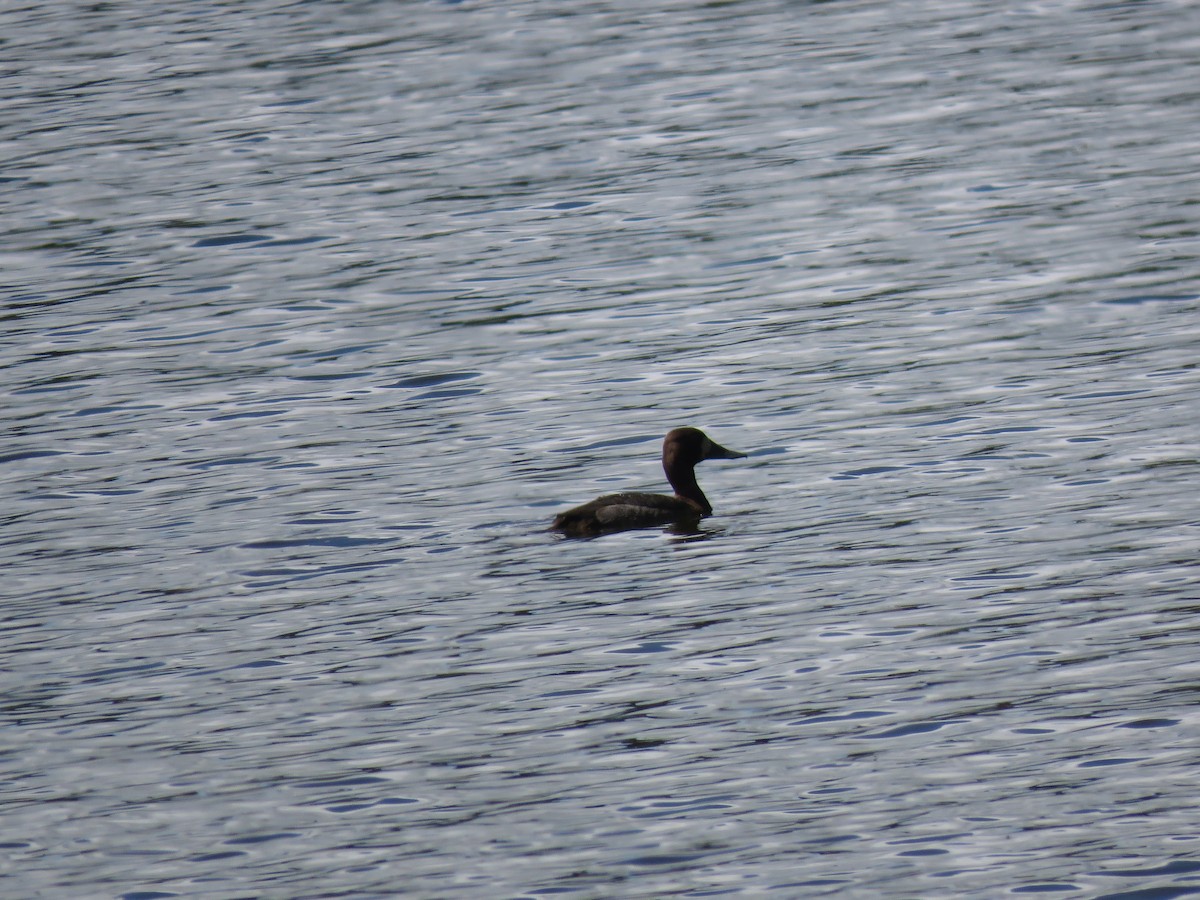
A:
551;427;746;536
552;491;706;533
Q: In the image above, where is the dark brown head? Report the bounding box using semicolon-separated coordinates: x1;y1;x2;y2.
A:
661;427;746;514
663;427;747;466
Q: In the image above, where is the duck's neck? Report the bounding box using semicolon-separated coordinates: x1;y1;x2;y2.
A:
666;462;711;515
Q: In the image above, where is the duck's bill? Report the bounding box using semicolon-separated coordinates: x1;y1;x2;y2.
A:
707;441;747;460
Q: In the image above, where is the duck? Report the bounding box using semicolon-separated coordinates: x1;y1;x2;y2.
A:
551;427;747;536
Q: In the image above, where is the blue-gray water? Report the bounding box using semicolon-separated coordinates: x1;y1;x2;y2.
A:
3;1;1199;897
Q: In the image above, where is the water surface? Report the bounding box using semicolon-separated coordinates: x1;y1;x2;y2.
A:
3;1;1199;897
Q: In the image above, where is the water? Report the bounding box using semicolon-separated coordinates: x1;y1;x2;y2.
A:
3;0;1199;896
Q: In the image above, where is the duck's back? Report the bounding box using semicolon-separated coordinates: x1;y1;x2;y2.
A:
551;492;701;535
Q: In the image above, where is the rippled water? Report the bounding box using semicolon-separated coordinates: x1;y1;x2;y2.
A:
4;1;1200;897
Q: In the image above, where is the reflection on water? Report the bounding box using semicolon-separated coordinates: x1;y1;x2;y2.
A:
3;0;1199;896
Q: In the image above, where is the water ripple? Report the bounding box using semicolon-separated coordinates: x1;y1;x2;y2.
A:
3;0;1199;897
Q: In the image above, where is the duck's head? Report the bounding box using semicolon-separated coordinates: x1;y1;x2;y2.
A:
663;427;747;469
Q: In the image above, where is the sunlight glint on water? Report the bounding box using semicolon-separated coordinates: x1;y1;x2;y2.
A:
2;1;1199;897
